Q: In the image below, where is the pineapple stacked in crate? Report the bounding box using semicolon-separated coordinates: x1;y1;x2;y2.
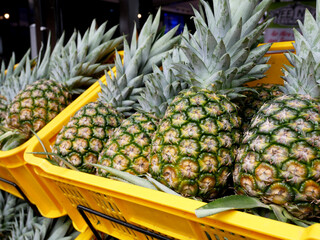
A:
0;51;31;197
95;45;188;178
23;1;320;239
51;9;181;174
148;0;273;201
25;8;183;236
231;1;320;220
0;20;123;218
193;0;320;236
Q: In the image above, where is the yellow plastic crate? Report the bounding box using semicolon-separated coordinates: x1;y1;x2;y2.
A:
0;67;111;218
23;41;320;239
75;228;96;240
76;228;114;240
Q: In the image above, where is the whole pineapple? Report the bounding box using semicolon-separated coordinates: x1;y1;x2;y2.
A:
149;0;273;201
97;46;188;177
2;20;123;148
0;42;57;150
233;3;320;220
52;9;181;173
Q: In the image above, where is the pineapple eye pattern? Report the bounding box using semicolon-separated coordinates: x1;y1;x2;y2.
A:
150;90;241;200
53;102;123;173
235;95;320;218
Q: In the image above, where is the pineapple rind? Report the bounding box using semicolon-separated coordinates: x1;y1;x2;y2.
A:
0;50;31;122
234;83;283;131
6;79;72;138
98;112;158;176
52;101;123;173
235;95;320;219
150;90;241;200
2;20;123;149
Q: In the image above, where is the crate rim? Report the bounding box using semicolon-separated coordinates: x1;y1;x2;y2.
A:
25;135;320;240
266;40;294;53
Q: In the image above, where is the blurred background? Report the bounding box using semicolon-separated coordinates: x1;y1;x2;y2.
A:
0;0;316;64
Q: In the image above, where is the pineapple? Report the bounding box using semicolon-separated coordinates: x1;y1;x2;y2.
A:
234;83;283;131
52;101;124;173
0;38;66;150
149;0;273;201
97;46;188;177
1;20;123;148
52;9;181;173
233;2;320;220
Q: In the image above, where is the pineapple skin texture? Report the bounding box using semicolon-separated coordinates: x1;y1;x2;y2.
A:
98;112;158;177
0;95;7;123
234;84;283;131
234;94;320;219
6;79;72;138
149;89;242;201
53;101;123;173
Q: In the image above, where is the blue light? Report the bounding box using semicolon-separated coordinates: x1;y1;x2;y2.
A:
163;12;184;34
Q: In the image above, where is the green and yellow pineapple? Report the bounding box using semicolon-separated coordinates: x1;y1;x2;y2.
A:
52;9;181;173
149;0;273;201
234;3;320;220
0;20;123;149
97;46;188;177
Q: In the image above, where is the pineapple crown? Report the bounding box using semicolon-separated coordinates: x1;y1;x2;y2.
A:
0;36;56;102
137;46;188;118
50;19;124;94
0;50;30;105
176;0;273;99
0;50;30;86
281;51;320;97
281;0;320;97
99;8;181;116
294;0;320;62
9;206;79;240
0;190;28;233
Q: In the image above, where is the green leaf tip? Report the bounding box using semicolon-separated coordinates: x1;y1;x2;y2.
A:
195;195;270;218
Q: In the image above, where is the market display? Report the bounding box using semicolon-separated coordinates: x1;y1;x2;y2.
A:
148;0;273;201
52;8;181;173
0;0;320;239
97;46;188;177
0;20;123;150
233;5;320;220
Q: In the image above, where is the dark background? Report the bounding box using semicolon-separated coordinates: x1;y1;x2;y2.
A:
0;0;316;65
0;0;198;64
